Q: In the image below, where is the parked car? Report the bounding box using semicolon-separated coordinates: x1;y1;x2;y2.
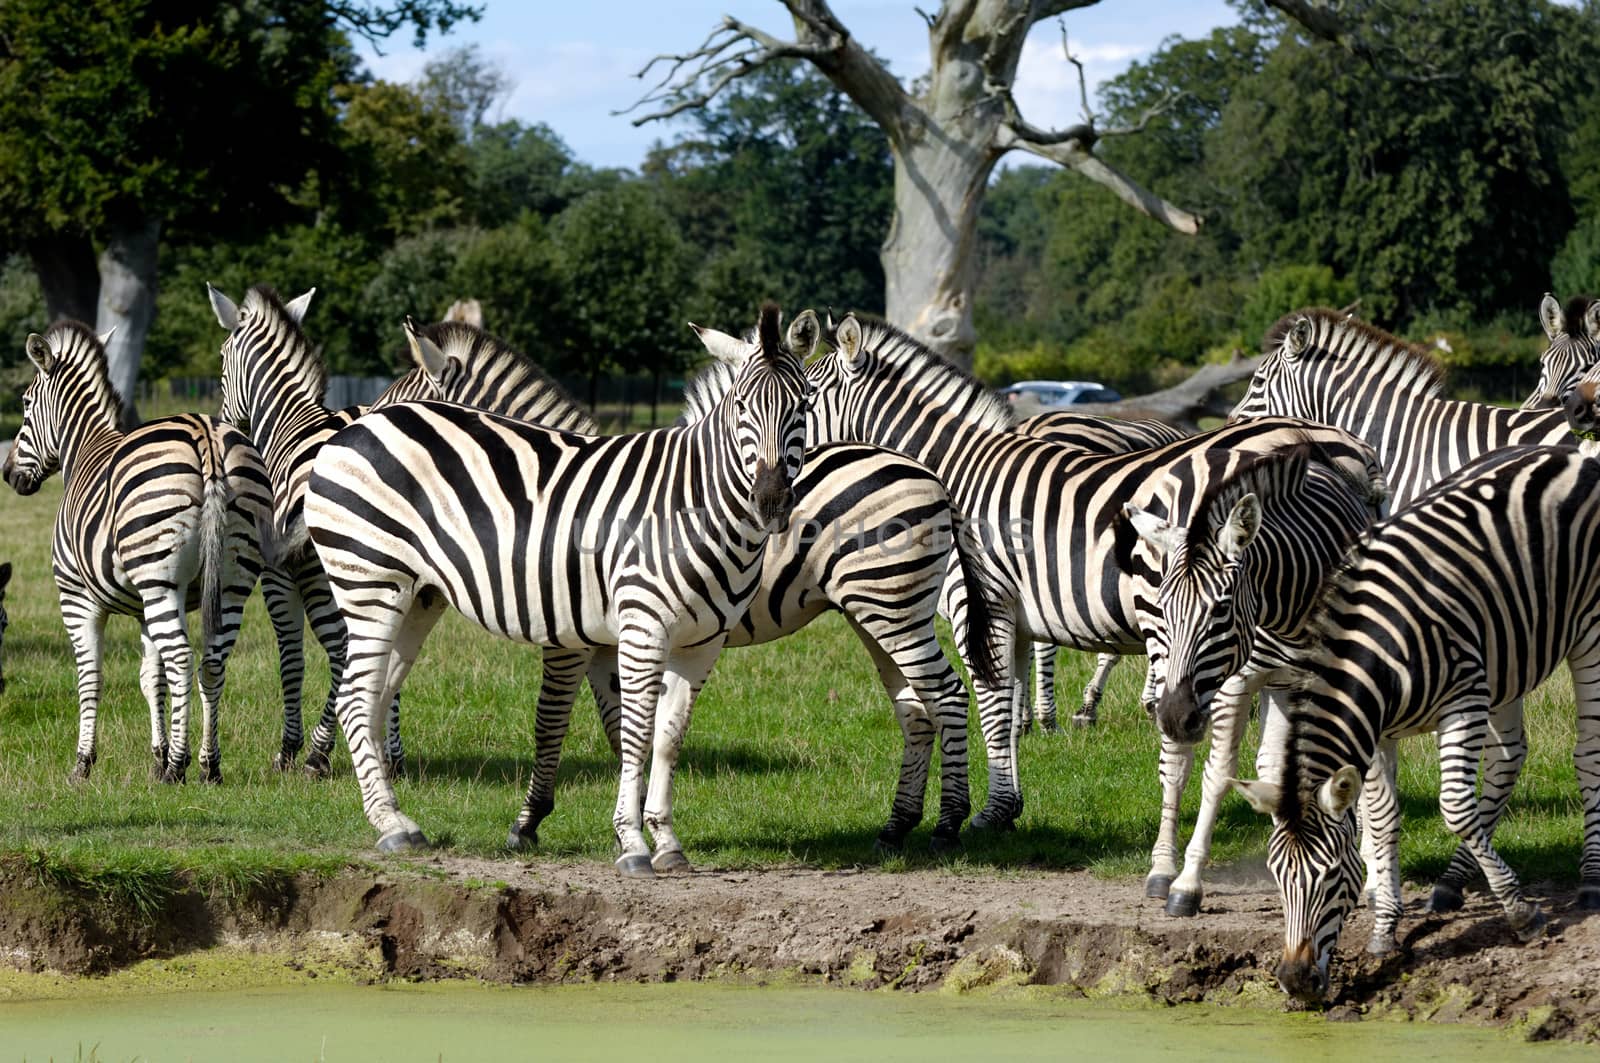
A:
997;380;1122;407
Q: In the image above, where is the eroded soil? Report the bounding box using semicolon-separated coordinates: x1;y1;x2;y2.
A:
2;855;1597;1041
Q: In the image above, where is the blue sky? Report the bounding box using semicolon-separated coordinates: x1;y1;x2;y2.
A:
359;1;1239;170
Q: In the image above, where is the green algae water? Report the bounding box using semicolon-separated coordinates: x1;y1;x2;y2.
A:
2;975;1590;1063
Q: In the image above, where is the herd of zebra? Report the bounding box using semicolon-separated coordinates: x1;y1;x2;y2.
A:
6;282;1600;1001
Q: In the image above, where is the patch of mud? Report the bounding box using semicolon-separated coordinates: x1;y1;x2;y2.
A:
2;856;1597;1041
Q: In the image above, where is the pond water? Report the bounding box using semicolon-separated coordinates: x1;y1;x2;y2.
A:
2;980;1587;1062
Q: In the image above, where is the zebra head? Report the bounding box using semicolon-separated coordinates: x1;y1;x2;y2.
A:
692;302;811;531
1232;761;1364;1002
1232;312;1322;420
4;323;119;496
1526;293;1600;411
208;283;317;429
1126;487;1263;746
0;560;10;695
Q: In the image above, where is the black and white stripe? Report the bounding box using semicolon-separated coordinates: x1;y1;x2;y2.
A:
304;304;809;873
2;322;283;781
1232;444;1600;1001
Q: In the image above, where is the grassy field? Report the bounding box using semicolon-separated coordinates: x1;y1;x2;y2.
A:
0;471;1588;894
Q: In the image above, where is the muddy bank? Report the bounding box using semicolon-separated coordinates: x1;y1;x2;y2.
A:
1;855;1597;1041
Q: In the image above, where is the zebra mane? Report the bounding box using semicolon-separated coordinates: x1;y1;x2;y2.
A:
416;320;598;433
1184;444;1312;550
850;317;1018;432
242;284;327;404
1267;307;1447;399
680;357;739;425
1560;295;1598;337
43;319;126;424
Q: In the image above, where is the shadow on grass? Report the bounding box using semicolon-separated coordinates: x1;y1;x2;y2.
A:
412;741;814;787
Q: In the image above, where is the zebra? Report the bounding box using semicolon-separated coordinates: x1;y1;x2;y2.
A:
390;315;999;850
302;303;811;872
1524;293;1600;411
0;561;11;695
1013;411;1188;732
1;322;283;781
207;283;401;776
1230;444;1600;1001
805;312;1383;835
1232;307;1575;910
1123;443;1385;916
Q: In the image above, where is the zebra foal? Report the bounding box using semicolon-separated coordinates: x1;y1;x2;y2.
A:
304;304;809;872
1232;444;1600;1000
2;322;280;781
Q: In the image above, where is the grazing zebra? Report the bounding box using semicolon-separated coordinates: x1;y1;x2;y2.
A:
0;561;12;695
1231;444;1600;1001
207;283;400;776
1014;411;1189;732
392;316;999;849
1524;294;1599;410
1;322;282;781
1123;444;1385;916
303;304;811;872
1232;308;1574;908
805;313;1382;832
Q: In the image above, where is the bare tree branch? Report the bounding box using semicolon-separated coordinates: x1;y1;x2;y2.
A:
1032;0;1107;19
996;123;1202;234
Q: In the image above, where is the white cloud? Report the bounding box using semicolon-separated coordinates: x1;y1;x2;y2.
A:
1011;28;1151;134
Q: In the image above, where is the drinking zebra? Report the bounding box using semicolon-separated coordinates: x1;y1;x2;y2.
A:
1524;294;1599;410
303;304;810;872
1231;444;1600;1001
1123;444;1384;916
1;322;285;781
207;283;398;776
1013;411;1189;732
389;316;999;850
805;312;1382;834
1232;308;1574;908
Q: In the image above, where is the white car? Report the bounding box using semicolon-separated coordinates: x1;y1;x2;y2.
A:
997;380;1122;407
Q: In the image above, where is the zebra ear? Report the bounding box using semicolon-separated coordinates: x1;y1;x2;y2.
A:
1219;492;1261;561
1229;777;1281;816
284;287;316;324
835;314;865;372
1540;293;1564;340
1584;300;1600;343
207;283;239;331
1125;503;1181;560
404;317;453;384
787;309;821;360
1318;764;1362;820
24;333;54;373
96;326;117;349
689;322;750;367
1283;316;1313;359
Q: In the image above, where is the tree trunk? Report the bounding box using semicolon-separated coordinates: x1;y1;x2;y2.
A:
1009;355;1264;432
27;232;101;324
95;217;161;427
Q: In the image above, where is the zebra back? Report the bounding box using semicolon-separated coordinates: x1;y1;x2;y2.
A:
1018;410;1187;453
1526;294;1600;410
1236;308;1571;506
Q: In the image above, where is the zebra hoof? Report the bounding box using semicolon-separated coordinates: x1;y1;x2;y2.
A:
69;755;93;783
200;762;223;785
1426;883;1465;914
1577;884;1600;910
1145;874;1173;900
1366;932;1398;956
615;853;655;879
302;751;332;779
506;826;538;852
651;849;692;874
160;764;187;785
968;812;1018;833
1165;889;1202;918
873;832;909;857
1513;907;1547;943
377;829;426;853
1071;713;1096;729
271;750;297;772
929;829;963;855
1040;720;1061;735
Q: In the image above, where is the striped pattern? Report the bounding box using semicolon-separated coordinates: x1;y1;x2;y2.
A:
303;305;810;872
806;314;1383;830
1;322;279;781
209;283;396;775
1236;444;1600;1000
389;318;999;848
1525;294;1600;410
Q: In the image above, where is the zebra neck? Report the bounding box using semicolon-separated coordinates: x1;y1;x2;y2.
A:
56;406;122;490
682;415;768;556
248;379;336;488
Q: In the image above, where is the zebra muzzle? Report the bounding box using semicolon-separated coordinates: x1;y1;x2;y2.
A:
1;452;39;496
1275;940;1329;1001
1565;382;1600;441
1154;676;1206;745
752;460;796;531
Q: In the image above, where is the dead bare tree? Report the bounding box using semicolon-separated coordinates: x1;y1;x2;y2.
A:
623;1;1204;366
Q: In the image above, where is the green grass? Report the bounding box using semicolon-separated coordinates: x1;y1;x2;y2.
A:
0;473;1588;891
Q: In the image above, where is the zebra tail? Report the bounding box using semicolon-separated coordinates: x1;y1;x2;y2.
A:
199;426;233;647
952;506;1004;689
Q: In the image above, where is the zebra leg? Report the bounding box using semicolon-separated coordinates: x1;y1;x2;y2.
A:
506;647;595;851
1436;703;1544;941
259;567;308;770
1361;748;1404;954
63;606;109;781
588;646;624;758
136;626;170;776
613;633;672;877
1429;699;1525;913
1164;677;1252;916
383;694;406;777
640;640;725;875
299;565;349;779
1029;643;1055;733
194;572;253;786
1074;653;1121;729
1567;654;1600;908
1146;734;1194;901
135;588;198;785
957;609;1022;832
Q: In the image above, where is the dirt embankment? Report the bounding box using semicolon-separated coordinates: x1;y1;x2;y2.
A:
2;856;1597;1042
